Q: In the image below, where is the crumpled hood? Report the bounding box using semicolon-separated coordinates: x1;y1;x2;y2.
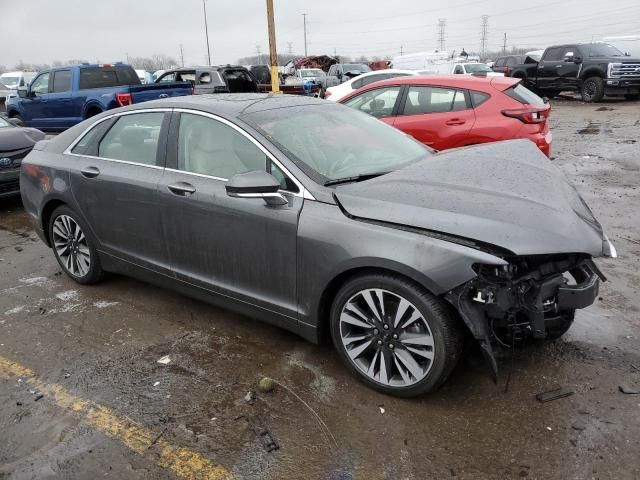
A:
0;127;46;153
334;140;606;257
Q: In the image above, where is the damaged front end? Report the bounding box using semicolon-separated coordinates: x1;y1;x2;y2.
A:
446;254;605;379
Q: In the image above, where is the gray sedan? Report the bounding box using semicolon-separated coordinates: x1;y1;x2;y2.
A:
20;94;615;396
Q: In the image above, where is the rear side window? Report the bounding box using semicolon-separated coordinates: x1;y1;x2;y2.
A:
402;86;468;115
79;66;141;89
71;120;113;155
343;86;402;118
98;112;165;165
504;84;546;105
470;91;490;107
494;58;506;68
52;70;72;93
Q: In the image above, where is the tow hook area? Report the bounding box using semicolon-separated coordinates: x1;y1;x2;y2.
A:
446;256;603;380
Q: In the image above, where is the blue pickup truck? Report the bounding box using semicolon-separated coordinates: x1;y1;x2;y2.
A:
6;64;192;131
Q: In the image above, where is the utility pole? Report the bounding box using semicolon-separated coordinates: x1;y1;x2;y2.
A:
256;45;262;64
302;13;308;56
266;0;280;93
400;45;404;56
202;0;212;66
480;15;489;59
287;42;293;55
502;32;507;55
179;44;184;67
437;19;446;52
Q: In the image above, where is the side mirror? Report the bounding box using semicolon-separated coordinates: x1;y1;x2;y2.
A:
17;87;29;99
225;170;288;206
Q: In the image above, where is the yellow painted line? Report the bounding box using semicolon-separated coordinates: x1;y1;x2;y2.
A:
0;355;234;480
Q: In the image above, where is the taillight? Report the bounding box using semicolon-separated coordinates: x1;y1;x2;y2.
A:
503;66;511;76
116;92;132;107
324;90;332;98
501;106;550;124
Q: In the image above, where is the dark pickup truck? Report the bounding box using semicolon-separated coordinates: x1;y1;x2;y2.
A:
509;43;640;102
6;64;192;131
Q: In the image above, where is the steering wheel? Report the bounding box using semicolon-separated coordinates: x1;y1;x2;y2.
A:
327;152;359;177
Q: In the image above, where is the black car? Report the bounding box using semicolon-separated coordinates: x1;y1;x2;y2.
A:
156;66;259;94
20;95;614;397
0;116;45;197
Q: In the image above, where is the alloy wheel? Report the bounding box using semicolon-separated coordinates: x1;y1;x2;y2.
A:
52;214;91;277
339;288;436;387
583;80;596;100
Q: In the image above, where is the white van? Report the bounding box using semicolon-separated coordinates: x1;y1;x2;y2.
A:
0;71;37;89
391;51;450;71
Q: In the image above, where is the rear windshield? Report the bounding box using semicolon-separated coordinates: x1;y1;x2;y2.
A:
504;83;545;105
79;66;141;89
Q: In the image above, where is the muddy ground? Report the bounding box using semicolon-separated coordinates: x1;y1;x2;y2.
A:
1;98;639;480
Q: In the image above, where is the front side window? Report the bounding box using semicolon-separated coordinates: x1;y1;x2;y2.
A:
542;48;563;62
454;65;464;74
31;73;50;95
402;86;468;115
157;72;177;83
494;58;506;68
52;70;72;93
343;86;401;118
177;113;267;179
243;104;430;182
98;112;165;165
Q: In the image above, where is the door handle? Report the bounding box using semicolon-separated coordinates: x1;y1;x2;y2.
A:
445;118;466;126
167;182;196;196
80;166;100;178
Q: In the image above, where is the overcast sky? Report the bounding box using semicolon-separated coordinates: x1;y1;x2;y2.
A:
1;0;639;67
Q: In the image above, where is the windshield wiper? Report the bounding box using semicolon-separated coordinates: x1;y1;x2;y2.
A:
324;171;389;186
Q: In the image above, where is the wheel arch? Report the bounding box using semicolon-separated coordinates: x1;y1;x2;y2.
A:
40;198;68;247
83;102;104;119
580;68;604;81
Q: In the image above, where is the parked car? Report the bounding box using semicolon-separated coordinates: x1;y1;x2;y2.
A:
391;51;450;71
156;67;230;94
0;115;45;197
369;60;391;71
6;63;192;131
21;94;614;396
339;75;553;157
285;68;328;90
0;71;37;89
452;63;504;76
508;43;640;101
492;55;529;76
325;69;418;102
0;80;12;111
326;63;371;87
248;65;272;84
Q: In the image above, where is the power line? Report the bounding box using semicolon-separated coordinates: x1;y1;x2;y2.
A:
437;19;447;51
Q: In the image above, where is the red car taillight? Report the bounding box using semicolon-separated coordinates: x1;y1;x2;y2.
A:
503;66;511;76
501;106;550;124
323;90;332;98
116;92;133;107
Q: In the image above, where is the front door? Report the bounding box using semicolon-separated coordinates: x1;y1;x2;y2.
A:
22;72;50;127
69;110;171;272
46;69;80;129
158;111;302;318
392;85;475;150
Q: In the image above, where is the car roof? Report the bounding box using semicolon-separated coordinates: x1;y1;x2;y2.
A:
347;74;519;92
129;93;329;117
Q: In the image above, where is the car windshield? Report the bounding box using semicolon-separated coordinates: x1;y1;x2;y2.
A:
242;104;430;183
300;69;325;77
582;43;624;57
343;64;371;73
464;64;492;73
0;76;20;88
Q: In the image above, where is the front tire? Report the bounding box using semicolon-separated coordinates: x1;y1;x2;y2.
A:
581;77;604;102
49;205;104;284
330;274;463;397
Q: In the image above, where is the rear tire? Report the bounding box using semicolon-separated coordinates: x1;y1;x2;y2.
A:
48;205;104;285
330;273;463;397
581;77;604;103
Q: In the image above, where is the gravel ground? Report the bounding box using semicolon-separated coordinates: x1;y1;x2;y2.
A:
1;97;639;480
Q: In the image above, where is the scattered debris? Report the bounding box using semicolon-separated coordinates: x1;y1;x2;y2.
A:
378;406;385;415
235;414;280;452
34;393;44;401
157;355;172;365
244;391;256;404
153;381;160;387
546;426;552;431
536;387;574;403
16;401;23;406
64;373;71;378
258;377;275;393
14;246;23;252
571;423;586;431
618;383;640;395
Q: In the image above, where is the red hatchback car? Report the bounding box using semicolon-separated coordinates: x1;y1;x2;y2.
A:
338;75;552;157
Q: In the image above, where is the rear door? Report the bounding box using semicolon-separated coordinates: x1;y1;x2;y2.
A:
46;69;80;128
392;85;475;150
157;111;302;318
68;110;171;272
537;47;564;90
